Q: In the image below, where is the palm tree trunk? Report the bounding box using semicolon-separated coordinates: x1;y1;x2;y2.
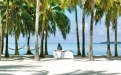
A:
15;37;19;55
40;32;44;57
75;7;81;55
26;34;32;54
45;23;48;55
1;34;4;54
82;2;85;57
114;19;118;57
89;0;94;61
5;0;9;58
34;0;40;61
106;26;111;57
0;10;2;60
15;12;19;55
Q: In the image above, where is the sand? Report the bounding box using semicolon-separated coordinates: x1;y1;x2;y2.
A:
0;54;121;75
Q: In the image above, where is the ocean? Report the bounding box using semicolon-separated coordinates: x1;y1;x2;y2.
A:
3;43;121;56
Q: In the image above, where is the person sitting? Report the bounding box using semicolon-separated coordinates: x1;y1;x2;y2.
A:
57;43;62;50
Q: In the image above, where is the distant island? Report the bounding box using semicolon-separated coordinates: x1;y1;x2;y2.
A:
99;42;121;44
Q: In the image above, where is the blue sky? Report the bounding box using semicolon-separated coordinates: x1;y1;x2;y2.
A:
8;7;121;44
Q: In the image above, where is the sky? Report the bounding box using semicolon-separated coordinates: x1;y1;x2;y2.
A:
8;6;121;44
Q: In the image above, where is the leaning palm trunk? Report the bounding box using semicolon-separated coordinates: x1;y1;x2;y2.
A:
89;0;94;61
82;1;85;57
106;25;111;57
75;7;81;55
5;0;9;57
0;10;2;60
34;0;40;61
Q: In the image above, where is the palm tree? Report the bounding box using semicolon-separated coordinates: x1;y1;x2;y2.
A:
112;0;120;57
105;9;112;57
68;0;81;55
4;0;9;57
81;0;86;57
0;3;2;60
40;0;48;57
0;1;6;54
21;2;35;55
75;6;81;55
11;2;19;55
8;0;33;55
89;0;94;61
94;0;113;57
22;0;40;60
34;0;40;61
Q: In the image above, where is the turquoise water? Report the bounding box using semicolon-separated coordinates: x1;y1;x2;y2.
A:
3;43;121;56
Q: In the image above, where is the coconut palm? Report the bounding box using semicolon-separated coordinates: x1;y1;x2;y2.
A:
112;0;120;57
105;9;112;57
66;0;81;55
39;0;48;57
21;2;35;55
22;0;40;60
94;0;113;57
0;2;2;60
80;0;86;57
9;1;20;55
89;0;94;61
75;5;81;55
0;1;6;54
34;0;40;61
8;0;33;55
4;0;9;57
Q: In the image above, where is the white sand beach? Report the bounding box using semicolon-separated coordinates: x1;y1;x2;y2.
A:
0;55;121;75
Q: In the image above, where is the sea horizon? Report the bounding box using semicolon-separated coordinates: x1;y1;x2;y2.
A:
3;43;121;56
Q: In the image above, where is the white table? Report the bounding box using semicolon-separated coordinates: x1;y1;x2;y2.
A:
53;50;74;59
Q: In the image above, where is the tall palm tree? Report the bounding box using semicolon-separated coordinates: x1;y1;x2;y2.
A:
112;0;120;57
89;0;94;61
34;0;40;61
21;2;35;55
105;9;112;57
11;2;19;55
0;3;2;60
94;0;113;57
81;0;86;57
0;1;6;54
75;6;81;55
69;0;81;55
8;0;32;55
4;0;9;57
40;0;48;57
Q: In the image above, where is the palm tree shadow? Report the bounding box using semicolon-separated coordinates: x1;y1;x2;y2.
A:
57;69;120;75
1;54;34;61
0;65;44;75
